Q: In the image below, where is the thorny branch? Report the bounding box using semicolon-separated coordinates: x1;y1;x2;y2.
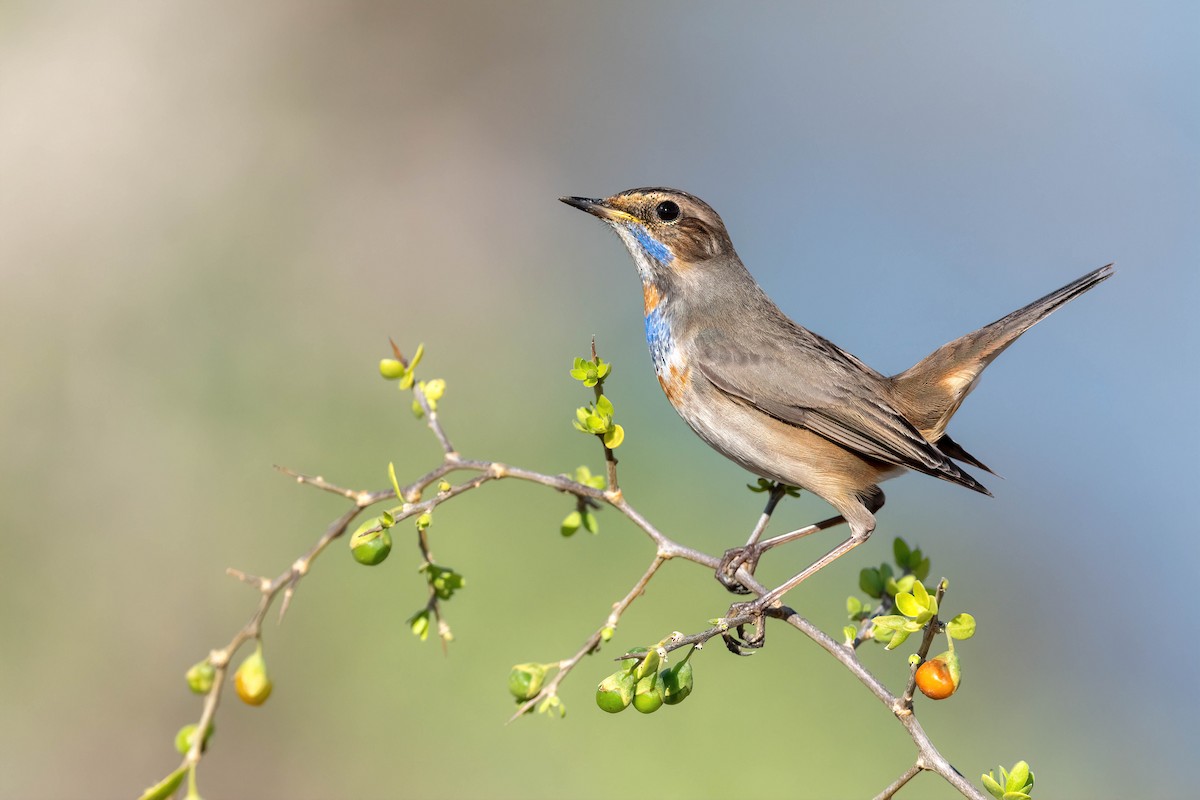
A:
166;352;987;800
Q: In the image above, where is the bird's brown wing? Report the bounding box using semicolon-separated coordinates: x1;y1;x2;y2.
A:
694;328;991;496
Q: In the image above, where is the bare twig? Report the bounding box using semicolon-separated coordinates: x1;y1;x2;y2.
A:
874;762;923;800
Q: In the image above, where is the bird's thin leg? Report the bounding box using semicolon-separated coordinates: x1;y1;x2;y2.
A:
717;483;788;594
744;483;789;548
755;513;848;554
754;530;870;610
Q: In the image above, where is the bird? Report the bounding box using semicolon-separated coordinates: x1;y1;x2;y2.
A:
561;187;1112;602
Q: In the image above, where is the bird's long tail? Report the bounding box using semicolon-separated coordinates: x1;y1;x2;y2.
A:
889;264;1113;450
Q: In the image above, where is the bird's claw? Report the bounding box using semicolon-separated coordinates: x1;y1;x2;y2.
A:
721;601;766;654
716;545;763;594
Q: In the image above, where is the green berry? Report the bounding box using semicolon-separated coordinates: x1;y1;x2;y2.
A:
350;527;392;566
660;661;694;705
508;663;547;701
632;673;664;714
595;669;636;713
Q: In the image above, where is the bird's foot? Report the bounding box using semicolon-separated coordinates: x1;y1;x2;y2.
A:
721;600;766;654
716;545;763;594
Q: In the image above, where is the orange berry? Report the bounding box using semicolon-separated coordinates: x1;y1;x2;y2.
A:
915;658;957;699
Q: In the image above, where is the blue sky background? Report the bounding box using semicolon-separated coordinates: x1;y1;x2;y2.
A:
1;2;1196;797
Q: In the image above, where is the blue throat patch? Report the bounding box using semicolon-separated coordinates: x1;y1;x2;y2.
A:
629;224;673;264
644;305;673;372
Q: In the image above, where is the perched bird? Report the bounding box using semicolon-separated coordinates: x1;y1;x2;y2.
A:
562;187;1112;600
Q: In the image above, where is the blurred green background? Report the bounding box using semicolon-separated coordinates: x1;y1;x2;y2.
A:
1;2;1196;798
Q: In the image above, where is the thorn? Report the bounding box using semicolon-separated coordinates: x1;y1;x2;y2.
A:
278;586;295;622
389;337;407;366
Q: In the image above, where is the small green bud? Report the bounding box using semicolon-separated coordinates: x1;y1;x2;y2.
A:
537;694;566;718
421;563;464;600
437;480;452;493
185;660;215;694
416;512;432;531
379;359;405;379
595;669;636;713
508;663;547;701
173;722;214;755
600;626;615;642
408;609;431;641
560;510;582;537
660;661;694;705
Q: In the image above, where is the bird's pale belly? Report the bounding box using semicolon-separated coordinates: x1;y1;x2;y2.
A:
666;374;905;503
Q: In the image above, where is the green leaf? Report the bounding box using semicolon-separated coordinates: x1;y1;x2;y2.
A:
981;772;1005;800
561;511;582;537
842;625;857;645
914;556;931;581
893;537;911;567
137;766;188;800
596;394;614;416
895;574;916;594
410;342;425;370
884;629;912;650
947;613;976;640
894;592;922;618
388;462;403;500
570;368;587;380
603;425;624;449
912;579;929;607
581;509;599;535
846;596;863;615
872;615;906;632
1006;762;1031;792
859;567;884;598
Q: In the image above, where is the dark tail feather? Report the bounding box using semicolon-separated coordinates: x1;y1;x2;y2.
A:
934;433;998;476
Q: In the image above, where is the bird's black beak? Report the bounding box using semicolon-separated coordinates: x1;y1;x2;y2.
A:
560;196;603;214
559;195;635;223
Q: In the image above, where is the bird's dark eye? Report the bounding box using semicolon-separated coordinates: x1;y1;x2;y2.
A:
654;200;680;222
